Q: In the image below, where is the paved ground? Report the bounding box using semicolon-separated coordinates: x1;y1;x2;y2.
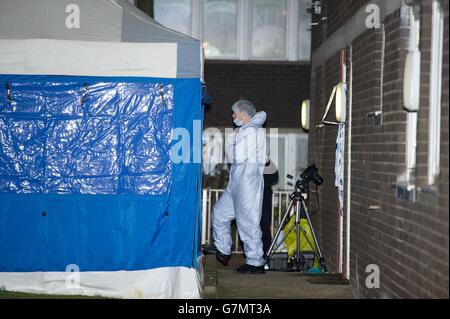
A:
0;291;107;299
204;254;354;299
1;254;353;299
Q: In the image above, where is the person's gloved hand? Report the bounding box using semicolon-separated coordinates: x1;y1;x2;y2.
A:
201;82;212;107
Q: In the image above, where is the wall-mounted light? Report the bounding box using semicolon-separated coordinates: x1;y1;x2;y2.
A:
403;50;421;112
318;82;347;127
301;99;310;130
335;82;346;123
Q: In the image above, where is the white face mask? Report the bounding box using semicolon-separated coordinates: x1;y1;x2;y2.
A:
233;118;243;127
233;112;244;127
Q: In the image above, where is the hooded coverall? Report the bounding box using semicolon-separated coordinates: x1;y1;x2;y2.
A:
212;111;267;267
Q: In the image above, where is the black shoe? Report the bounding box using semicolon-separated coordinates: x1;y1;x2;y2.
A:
234;264;266;274
202;245;231;266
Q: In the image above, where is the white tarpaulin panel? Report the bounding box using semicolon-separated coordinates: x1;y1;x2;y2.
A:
0;39;178;78
0;0;201;79
0;266;202;299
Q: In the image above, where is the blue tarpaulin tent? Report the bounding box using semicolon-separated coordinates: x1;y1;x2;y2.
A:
0;0;203;298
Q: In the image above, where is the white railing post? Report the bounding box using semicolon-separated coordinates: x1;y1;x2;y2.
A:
201;189;208;245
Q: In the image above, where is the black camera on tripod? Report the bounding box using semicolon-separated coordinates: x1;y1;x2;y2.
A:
266;164;328;272
295;164;323;192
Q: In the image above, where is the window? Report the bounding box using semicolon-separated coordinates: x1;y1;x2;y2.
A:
154;0;192;36
203;0;238;58
251;0;287;58
269;132;308;191
428;0;444;185
153;0;311;61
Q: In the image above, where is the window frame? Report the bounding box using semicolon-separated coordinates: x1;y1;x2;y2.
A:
154;0;311;62
427;0;444;186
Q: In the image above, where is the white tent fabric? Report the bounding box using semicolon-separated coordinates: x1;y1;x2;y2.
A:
0;39;178;78
0;0;202;78
0;264;203;299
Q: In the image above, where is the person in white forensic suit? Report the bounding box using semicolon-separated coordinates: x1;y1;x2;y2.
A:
207;99;267;274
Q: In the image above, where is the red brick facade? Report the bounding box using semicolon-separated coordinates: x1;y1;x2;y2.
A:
203;60;310;129
309;0;448;298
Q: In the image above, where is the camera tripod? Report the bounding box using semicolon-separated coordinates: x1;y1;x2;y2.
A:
265;180;327;272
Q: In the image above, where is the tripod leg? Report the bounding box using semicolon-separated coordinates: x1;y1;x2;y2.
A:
301;199;328;272
294;200;305;272
298;225;321;260
268;222;295;259
265;199;294;262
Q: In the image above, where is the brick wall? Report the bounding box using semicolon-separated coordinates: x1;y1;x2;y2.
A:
310;1;449;298
136;0;154;18
203;60;310;129
311;0;369;51
326;0;369;38
311;5;324;52
310;52;341;272
440;1;449;263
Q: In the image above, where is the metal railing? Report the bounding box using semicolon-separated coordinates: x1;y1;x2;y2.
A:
202;188;291;253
